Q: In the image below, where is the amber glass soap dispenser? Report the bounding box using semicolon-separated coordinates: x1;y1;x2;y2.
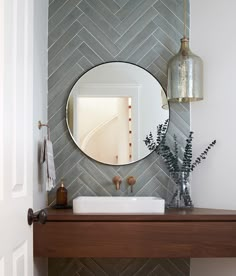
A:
56;179;67;206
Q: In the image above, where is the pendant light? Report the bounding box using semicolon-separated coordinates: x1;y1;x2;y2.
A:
167;0;203;102
161;89;168;110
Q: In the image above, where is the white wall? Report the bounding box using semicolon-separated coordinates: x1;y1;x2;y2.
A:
32;0;48;275
190;0;236;275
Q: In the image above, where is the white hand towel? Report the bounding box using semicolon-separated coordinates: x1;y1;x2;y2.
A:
40;137;56;191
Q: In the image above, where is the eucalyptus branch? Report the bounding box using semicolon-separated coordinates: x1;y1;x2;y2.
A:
181;131;193;173
144;122;216;208
191;140;216;171
144;120;216;175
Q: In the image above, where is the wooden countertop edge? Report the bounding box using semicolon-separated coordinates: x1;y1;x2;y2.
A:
44;207;236;222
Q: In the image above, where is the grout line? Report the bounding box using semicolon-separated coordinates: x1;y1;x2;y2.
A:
48;0;70;20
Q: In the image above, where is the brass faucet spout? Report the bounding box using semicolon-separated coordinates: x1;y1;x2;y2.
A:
115;182;120;190
113;176;122;190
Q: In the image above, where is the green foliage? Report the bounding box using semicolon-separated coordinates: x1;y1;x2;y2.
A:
144;120;216;174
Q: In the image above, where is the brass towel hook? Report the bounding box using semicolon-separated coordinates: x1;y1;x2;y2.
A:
38;120;50;139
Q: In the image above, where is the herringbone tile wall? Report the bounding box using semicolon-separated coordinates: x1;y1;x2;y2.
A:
49;258;190;276
48;0;190;275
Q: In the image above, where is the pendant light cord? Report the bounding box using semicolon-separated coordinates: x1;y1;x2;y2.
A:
184;0;187;38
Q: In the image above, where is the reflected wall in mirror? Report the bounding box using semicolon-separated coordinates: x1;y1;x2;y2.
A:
66;62;169;165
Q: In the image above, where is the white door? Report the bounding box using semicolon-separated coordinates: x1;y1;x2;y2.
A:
0;0;34;275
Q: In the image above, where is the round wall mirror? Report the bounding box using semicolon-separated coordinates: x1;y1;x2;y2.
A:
66;62;169;165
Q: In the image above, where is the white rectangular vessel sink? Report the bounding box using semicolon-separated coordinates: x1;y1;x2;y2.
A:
73;196;165;214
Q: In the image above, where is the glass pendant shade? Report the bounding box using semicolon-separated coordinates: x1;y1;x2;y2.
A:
167;37;203;102
161;89;168;109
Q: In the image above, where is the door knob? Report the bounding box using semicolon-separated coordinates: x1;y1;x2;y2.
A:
27;208;47;225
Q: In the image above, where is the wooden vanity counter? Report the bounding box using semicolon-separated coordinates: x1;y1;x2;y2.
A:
34;208;236;258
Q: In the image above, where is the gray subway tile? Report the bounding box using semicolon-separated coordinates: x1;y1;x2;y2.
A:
162;0;190;29
113;0;129;8
115;7;158;49
170;104;190;130
137;48;158;69
76;182;97;196
118;151;158;179
49;0;68;19
78;28;114;61
50;120;67;144
98;0;120;13
55;154;84;185
49;7;82;48
147;62;160;76
54;141;77;170
154;1;186;36
77;164;111;196
152;40;173;62
153;55;167;75
117;21;157;60
49;21;82;62
120;259;148;276
48;49;83;90
130;258;164;276
154;183;171;201
155;69;167;89
169;258;190;275
167;120;189;147
78;1;120;43
82;0;121;27
127;35;157;64
78;259;110;275
115;0;144;21
77;56;93;71
153;28;179;55
155;170;170;189
130;162;161;194
79;158;121;196
152;13;183;44
135;176;161;196
49;35;83;77
158;259;186;276
77;13;120;57
115;0;158;35
48;105;65;132
48;64;82;112
67;183;84;204
53;132;71;157
49;0;81;33
78;42;103;65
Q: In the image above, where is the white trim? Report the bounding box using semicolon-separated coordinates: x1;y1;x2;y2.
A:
0;257;4;276
12;241;28;276
11;0;18;197
12;0;27;198
78;83;141;89
0;0;4;201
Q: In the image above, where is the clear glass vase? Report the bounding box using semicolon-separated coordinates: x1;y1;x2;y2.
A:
167;172;193;208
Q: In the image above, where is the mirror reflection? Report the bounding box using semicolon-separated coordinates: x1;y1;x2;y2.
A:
66;62;169;165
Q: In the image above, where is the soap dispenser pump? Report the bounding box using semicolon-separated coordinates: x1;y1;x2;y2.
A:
56;179;67;206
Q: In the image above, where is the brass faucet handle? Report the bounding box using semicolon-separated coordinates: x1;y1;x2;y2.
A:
113;176;122;190
127;176;136;193
127;176;136;185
